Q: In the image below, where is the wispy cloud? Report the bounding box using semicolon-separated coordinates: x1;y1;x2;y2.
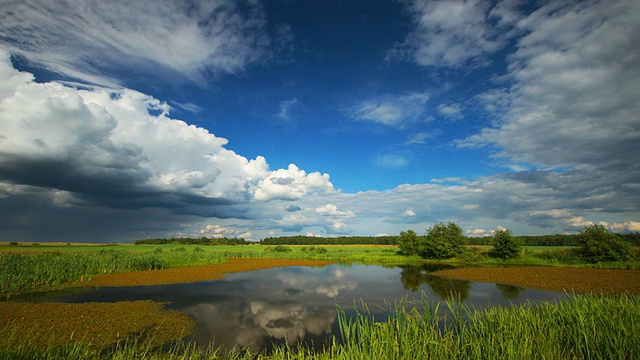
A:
277;98;298;121
389;0;521;68
373;154;409;168
0;0;269;87
347;92;430;127
437;103;464;120
403;132;435;145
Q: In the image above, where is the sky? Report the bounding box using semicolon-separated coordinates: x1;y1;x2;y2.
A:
0;0;639;242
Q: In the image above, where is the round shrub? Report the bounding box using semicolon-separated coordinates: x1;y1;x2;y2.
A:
491;228;523;260
578;224;631;263
273;245;292;253
418;222;465;259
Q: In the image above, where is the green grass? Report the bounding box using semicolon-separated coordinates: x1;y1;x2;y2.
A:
0;250;225;299
1;294;638;359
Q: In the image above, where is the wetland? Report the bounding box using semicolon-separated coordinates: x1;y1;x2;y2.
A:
1;244;640;358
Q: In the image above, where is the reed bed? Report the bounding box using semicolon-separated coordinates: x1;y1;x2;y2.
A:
0;250;226;298
1;294;637;359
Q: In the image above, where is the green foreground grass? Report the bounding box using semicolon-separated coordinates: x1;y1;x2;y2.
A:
1;294;638;360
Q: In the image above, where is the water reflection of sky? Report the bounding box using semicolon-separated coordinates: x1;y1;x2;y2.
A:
46;264;567;353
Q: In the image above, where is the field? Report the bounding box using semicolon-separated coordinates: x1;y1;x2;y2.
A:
1;242;640;359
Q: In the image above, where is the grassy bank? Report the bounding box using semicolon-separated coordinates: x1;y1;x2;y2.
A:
1;294;638;359
0;250;225;299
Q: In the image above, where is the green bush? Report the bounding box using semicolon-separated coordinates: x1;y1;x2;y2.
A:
490;228;522;260
578;224;631;263
9;242;18;246
273;245;292;253
456;247;484;263
398;229;420;256
534;248;581;263
418;222;466;259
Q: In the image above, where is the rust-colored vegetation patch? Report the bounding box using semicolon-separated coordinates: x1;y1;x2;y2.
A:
86;258;333;287
0;300;195;349
434;267;640;295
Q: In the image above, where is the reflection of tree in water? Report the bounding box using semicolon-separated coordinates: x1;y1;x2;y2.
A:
400;265;423;292
399;264;470;301
495;283;524;299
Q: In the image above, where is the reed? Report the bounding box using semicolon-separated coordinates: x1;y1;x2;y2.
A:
0;250;225;298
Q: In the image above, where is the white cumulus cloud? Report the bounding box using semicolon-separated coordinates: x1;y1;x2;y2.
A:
253;164;335;201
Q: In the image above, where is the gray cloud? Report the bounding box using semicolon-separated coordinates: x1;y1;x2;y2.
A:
460;0;640;173
285;204;302;212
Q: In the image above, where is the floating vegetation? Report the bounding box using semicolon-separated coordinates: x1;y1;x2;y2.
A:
434;266;640;295
0;300;195;350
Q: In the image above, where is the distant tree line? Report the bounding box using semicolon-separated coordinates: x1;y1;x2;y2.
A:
260;233;639;247
260;235;399;245
134;237;247;245
466;233;640;247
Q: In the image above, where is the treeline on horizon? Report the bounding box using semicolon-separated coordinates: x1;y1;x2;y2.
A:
133;233;640;247
262;232;640;247
261;235;399;245
134;237;246;245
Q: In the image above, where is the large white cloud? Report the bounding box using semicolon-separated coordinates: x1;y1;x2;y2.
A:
0;52;265;201
0;51;336;239
0;0;268;86
252;164;334;201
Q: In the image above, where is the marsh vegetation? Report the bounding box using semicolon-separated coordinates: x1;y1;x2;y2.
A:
1;294;638;359
1;224;639;359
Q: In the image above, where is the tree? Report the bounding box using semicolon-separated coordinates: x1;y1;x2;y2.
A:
491;227;522;260
398;229;420;256
419;222;465;259
578;224;631;263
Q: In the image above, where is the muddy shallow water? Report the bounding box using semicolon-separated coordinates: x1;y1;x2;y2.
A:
27;263;568;353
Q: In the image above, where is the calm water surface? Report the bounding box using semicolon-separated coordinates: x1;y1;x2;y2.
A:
44;263;566;352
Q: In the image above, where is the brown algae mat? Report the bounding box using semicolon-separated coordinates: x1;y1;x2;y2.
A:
434;267;640;295
0;300;195;349
85;258;333;287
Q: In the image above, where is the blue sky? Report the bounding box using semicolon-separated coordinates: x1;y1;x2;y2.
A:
0;0;638;241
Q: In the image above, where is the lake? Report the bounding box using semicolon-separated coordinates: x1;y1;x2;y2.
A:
42;263;567;353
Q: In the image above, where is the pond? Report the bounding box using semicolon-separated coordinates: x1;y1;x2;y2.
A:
39;263;567;353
